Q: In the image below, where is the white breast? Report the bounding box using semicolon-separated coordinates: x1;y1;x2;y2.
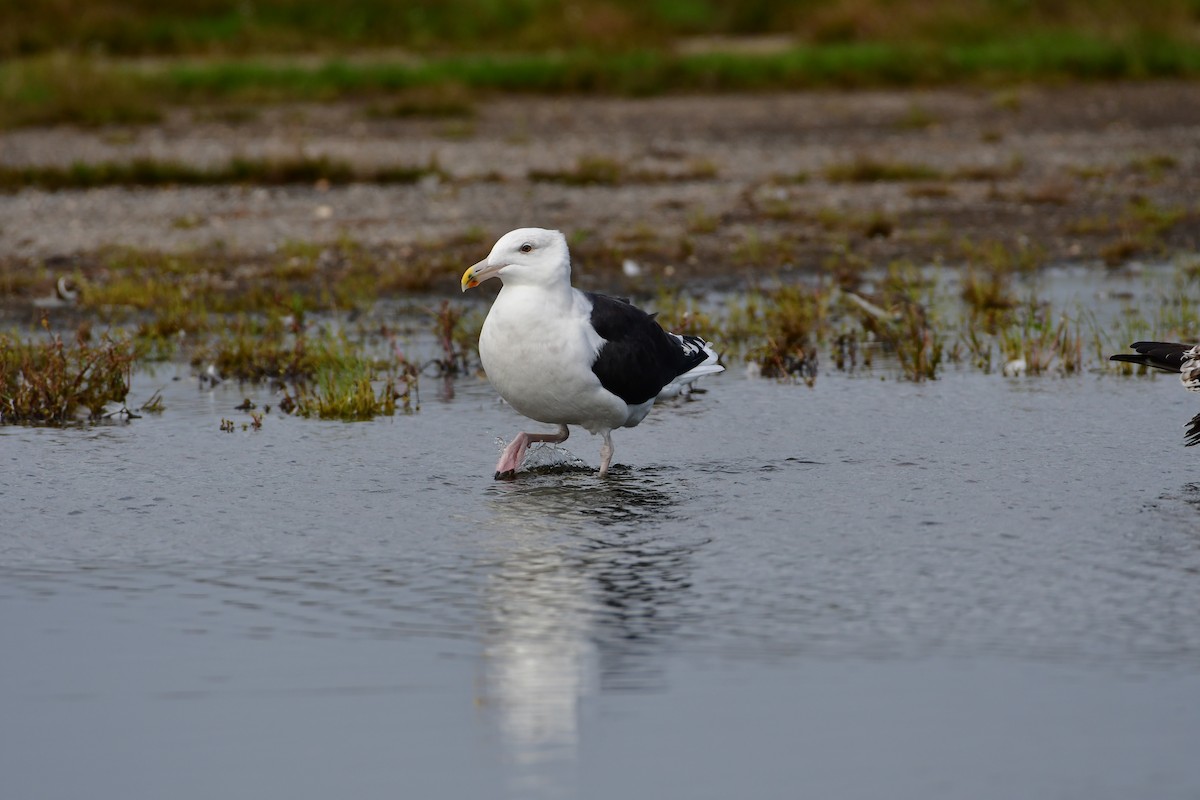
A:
479;286;629;432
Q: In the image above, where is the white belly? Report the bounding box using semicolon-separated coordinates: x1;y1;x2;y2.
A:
479;288;629;432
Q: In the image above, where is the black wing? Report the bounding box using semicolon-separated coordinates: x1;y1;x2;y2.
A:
1186;412;1200;447
585;292;708;406
1111;342;1200;448
1109;341;1194;373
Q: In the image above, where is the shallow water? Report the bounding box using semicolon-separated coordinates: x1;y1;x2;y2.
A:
3;346;1200;799
4;261;1200;799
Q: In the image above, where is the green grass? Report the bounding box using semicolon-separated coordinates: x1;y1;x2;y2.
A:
192;315;420;420
998;300;1085;376
0;54;164;128
5;0;1198;58
0;155;441;191
289;340;410;421
154;37;1200;96
3;32;1200;128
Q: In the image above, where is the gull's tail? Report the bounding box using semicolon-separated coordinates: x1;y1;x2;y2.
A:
660;334;723;398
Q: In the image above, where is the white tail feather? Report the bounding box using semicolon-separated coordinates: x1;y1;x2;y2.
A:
660;334;723;398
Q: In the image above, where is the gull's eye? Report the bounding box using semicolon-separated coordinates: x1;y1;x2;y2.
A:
520;243;533;253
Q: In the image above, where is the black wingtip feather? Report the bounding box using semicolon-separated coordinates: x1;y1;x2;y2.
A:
1110;341;1192;373
1186;412;1200;447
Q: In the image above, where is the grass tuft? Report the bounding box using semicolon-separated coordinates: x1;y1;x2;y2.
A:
0;155;444;191
0;332;135;424
6;28;1197;129
731;286;826;382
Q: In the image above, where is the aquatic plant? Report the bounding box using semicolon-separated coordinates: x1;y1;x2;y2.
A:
292;360;397;420
651;291;719;340
998;298;1084;376
0;332;135;424
735;285;826;382
889;299;942;382
139;388;165;413
194;315;310;383
425;300;474;376
960;266;1018;337
193;316;421;422
289;331;419;420
959;324;995;373
1146;266;1200;344
871;264;942;381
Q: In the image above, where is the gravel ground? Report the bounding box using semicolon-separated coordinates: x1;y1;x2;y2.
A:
1;81;1198;274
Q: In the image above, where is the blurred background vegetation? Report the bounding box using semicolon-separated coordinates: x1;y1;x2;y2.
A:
1;1;1199;128
3;0;1199;56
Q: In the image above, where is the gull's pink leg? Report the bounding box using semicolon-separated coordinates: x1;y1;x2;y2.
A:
494;425;569;479
598;431;614;478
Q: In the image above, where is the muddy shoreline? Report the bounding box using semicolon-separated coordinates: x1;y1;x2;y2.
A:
1;81;1197;286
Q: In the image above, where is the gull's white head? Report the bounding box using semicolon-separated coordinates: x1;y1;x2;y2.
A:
461;228;570;292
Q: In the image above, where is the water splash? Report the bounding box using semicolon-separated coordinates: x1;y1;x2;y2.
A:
520;443;590;474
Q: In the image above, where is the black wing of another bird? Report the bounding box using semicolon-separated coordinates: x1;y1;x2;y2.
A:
586;292;707;406
1111;341;1200;448
1186;412;1200;447
1109;341;1193;372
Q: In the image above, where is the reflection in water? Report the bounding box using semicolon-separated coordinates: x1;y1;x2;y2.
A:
481;546;592;798
478;475;704;797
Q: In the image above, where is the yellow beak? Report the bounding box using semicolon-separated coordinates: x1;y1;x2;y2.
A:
460;258;498;292
460;266;478;292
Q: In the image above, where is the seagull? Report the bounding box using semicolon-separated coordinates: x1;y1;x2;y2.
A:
1110;341;1200;447
460;227;724;478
